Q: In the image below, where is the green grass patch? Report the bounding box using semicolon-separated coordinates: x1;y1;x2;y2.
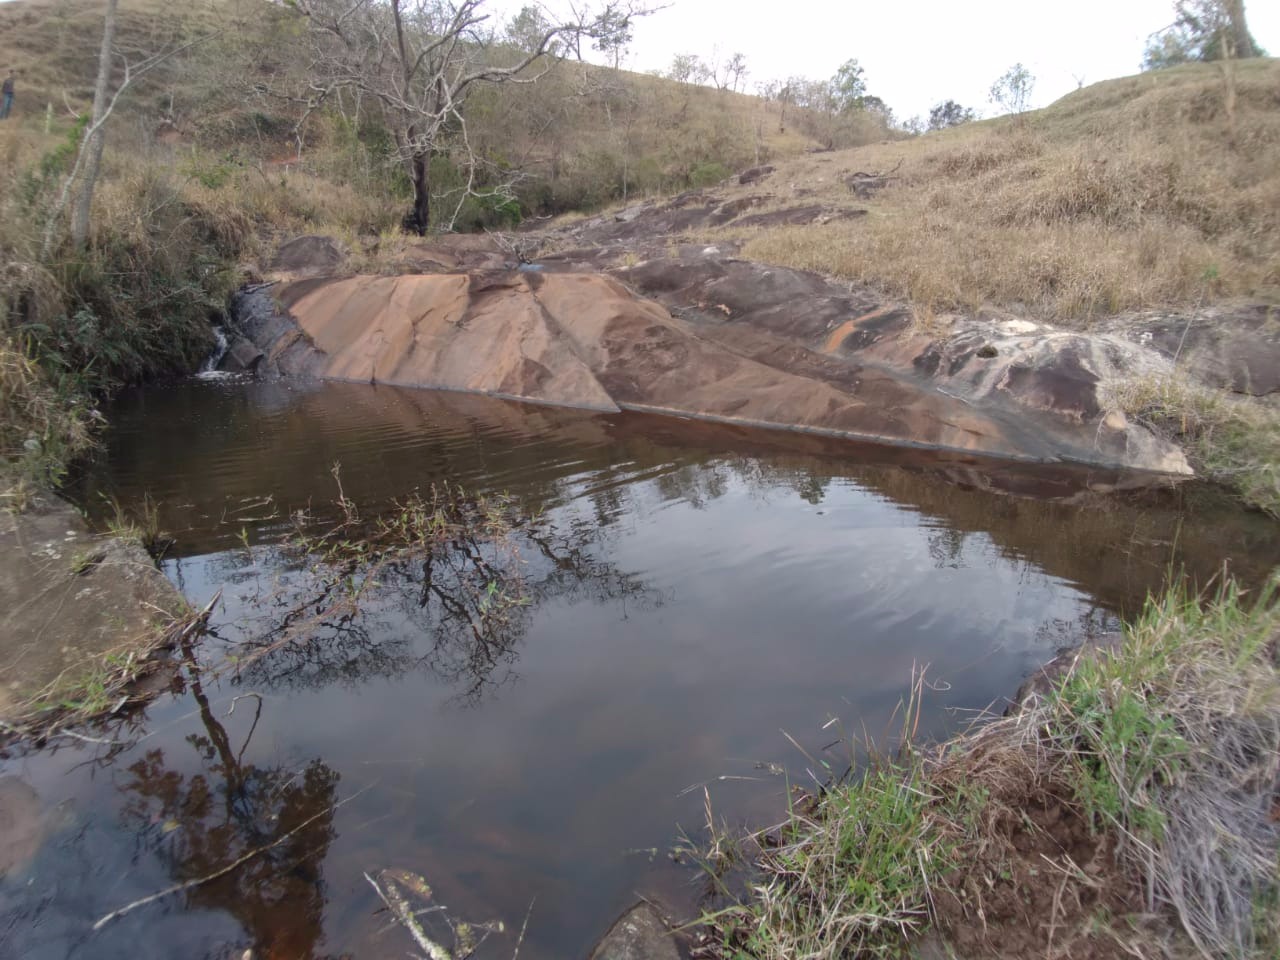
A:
1106;373;1280;518
700;575;1280;959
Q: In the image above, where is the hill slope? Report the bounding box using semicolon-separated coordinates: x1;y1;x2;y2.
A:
0;0;838;226
704;59;1280;323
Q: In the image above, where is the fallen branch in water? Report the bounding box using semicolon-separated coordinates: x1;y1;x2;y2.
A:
365;870;454;960
92;783;371;931
511;897;535;960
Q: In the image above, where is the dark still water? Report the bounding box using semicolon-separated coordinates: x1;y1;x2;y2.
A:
3;379;1278;960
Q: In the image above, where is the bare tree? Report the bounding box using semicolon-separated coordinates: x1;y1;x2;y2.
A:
988;62;1035;116
294;0;644;235
69;0;118;249
42;3;213;255
724;51;748;92
759;78;795;132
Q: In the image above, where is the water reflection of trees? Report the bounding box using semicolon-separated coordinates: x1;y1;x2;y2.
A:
218;506;660;705
116;638;343;958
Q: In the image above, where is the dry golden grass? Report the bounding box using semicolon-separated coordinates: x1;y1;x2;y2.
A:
733;59;1280;325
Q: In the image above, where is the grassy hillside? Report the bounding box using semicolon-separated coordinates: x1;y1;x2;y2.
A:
708;58;1280;323
0;0;833;226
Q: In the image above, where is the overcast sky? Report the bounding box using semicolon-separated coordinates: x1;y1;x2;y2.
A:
3;0;1275;121
548;0;1280;121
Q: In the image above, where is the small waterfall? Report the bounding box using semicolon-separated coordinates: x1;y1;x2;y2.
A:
198;325;230;375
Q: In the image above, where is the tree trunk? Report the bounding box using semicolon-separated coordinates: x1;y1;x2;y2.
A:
1224;0;1256;58
70;0;118;249
407;150;430;236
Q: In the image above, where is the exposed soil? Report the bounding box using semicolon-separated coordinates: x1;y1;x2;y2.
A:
932;791;1156;960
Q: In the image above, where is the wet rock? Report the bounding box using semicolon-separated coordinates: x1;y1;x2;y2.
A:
737;164;774;185
220;338;264;374
243;270;1079;460
588;903;679;960
230;253;1199;474
0;776;42;877
0;498;183;735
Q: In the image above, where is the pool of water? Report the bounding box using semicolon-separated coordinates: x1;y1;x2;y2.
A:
2;378;1277;960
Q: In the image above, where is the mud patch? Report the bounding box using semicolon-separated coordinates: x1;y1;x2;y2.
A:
933;790;1147;960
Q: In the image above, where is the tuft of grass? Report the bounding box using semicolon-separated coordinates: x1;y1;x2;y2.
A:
739;759;950;958
1104;374;1280;517
102;492;166;556
703;575;1280;959
1043;577;1280;958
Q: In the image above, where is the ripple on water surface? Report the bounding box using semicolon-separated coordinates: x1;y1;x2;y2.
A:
2;378;1277;960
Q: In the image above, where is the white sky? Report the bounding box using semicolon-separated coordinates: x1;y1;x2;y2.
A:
558;0;1280;121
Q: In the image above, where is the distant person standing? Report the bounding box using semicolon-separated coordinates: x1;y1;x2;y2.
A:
0;71;14;120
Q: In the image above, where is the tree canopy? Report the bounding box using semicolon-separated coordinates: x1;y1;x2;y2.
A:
1143;0;1265;70
928;100;976;130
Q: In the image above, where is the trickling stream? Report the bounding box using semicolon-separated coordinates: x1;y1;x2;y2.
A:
197;325;230;377
2;378;1277;960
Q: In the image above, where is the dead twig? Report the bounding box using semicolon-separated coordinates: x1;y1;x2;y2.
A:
364;870;453;960
92;783;372;931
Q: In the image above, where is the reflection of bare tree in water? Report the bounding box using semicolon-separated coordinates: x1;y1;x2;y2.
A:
114;636;343;958
220;487;660;705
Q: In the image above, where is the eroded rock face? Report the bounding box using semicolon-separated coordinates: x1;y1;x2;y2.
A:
233;268;1166;466
229;227;1207;475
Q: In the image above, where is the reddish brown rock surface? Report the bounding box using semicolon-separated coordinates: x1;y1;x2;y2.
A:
236;270;1109;465
230;231;1201;474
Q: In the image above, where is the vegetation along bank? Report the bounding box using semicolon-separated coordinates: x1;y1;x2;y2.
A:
0;0;1276;956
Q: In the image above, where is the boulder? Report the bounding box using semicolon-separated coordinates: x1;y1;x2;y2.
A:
737;164;774;185
228;264;1194;474
1125;305;1280;397
588;903;679;960
221;338;264;374
271;235;346;276
236;271;1080;461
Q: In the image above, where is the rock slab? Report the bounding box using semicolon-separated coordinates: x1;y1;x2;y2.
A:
588;903;680;960
0;497;183;728
232;268;1191;472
